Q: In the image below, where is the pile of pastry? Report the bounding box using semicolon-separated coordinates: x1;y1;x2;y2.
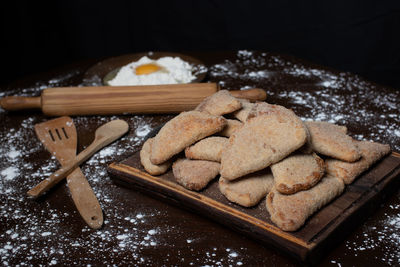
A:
140;90;391;231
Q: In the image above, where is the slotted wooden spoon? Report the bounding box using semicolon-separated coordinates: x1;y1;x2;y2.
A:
28;119;129;199
33;116;103;229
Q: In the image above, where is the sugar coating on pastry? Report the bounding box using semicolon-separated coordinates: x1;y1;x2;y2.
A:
218;119;243;137
195;90;242;116
185;136;228;162
305;121;360;162
220;103;308;180
219;170;274;207
266;175;345;231
326;140;391;184
271;153;325;195
172;158;220;191
140;138;171;175
232;99;254;122
150;110;226;164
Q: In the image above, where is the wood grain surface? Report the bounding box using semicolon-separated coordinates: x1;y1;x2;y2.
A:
2;51;400;266
0;85;267;115
34;116;103;229
108;149;400;264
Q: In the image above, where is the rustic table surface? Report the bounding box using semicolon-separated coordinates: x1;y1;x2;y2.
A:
0;51;399;266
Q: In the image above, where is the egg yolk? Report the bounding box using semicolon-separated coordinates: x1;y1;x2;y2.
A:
135;63;162;75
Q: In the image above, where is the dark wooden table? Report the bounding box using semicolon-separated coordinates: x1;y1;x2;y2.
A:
0;51;399;266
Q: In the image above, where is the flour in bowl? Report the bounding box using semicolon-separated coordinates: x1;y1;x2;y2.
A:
108;56;196;85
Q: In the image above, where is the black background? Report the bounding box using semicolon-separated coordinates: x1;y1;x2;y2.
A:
2;1;400;89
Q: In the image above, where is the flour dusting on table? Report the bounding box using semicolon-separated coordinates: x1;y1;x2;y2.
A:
0;110;173;265
342;202;400;265
210;50;400;152
1;51;399;266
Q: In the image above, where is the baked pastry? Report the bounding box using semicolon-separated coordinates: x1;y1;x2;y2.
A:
172;158;220;191
219;170;274;207
246;102;302;119
140;138;171;175
266;175;345;231
326;140;391;184
218;119;243;137
220;103;308;180
271;153;325;195
185;136;228;162
305;121;361;162
195;90;241;116
150;111;226;164
232;99;254;122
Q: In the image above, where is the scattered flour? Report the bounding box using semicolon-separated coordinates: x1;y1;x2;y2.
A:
7;149;21;160
341;202;400;265
209;50;400;152
135;123;152;137
0;106;167;266
148;229;157;235
1;167;19;181
1;50;399;266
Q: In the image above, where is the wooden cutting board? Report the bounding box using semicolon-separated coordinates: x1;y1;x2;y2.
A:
108;150;400;265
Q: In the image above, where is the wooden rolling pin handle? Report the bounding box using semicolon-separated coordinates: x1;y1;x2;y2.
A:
0;96;41;111
0;86;267;114
230;88;267;102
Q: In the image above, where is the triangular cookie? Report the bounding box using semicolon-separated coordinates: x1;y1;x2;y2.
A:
172;158;220;191
185;136;228;162
219;170;274;207
195;90;241;116
150;111;226;164
266;175;344;231
326;140;391;184
305;121;360;162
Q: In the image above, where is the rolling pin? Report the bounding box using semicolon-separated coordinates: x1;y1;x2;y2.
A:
0;83;266;116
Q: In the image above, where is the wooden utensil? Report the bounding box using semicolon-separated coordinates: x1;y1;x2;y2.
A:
0;84;267;116
28;119;129;198
34;116;103;229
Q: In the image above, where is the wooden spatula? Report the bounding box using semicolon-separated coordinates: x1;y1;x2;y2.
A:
34;116;103;229
28;119;129;198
